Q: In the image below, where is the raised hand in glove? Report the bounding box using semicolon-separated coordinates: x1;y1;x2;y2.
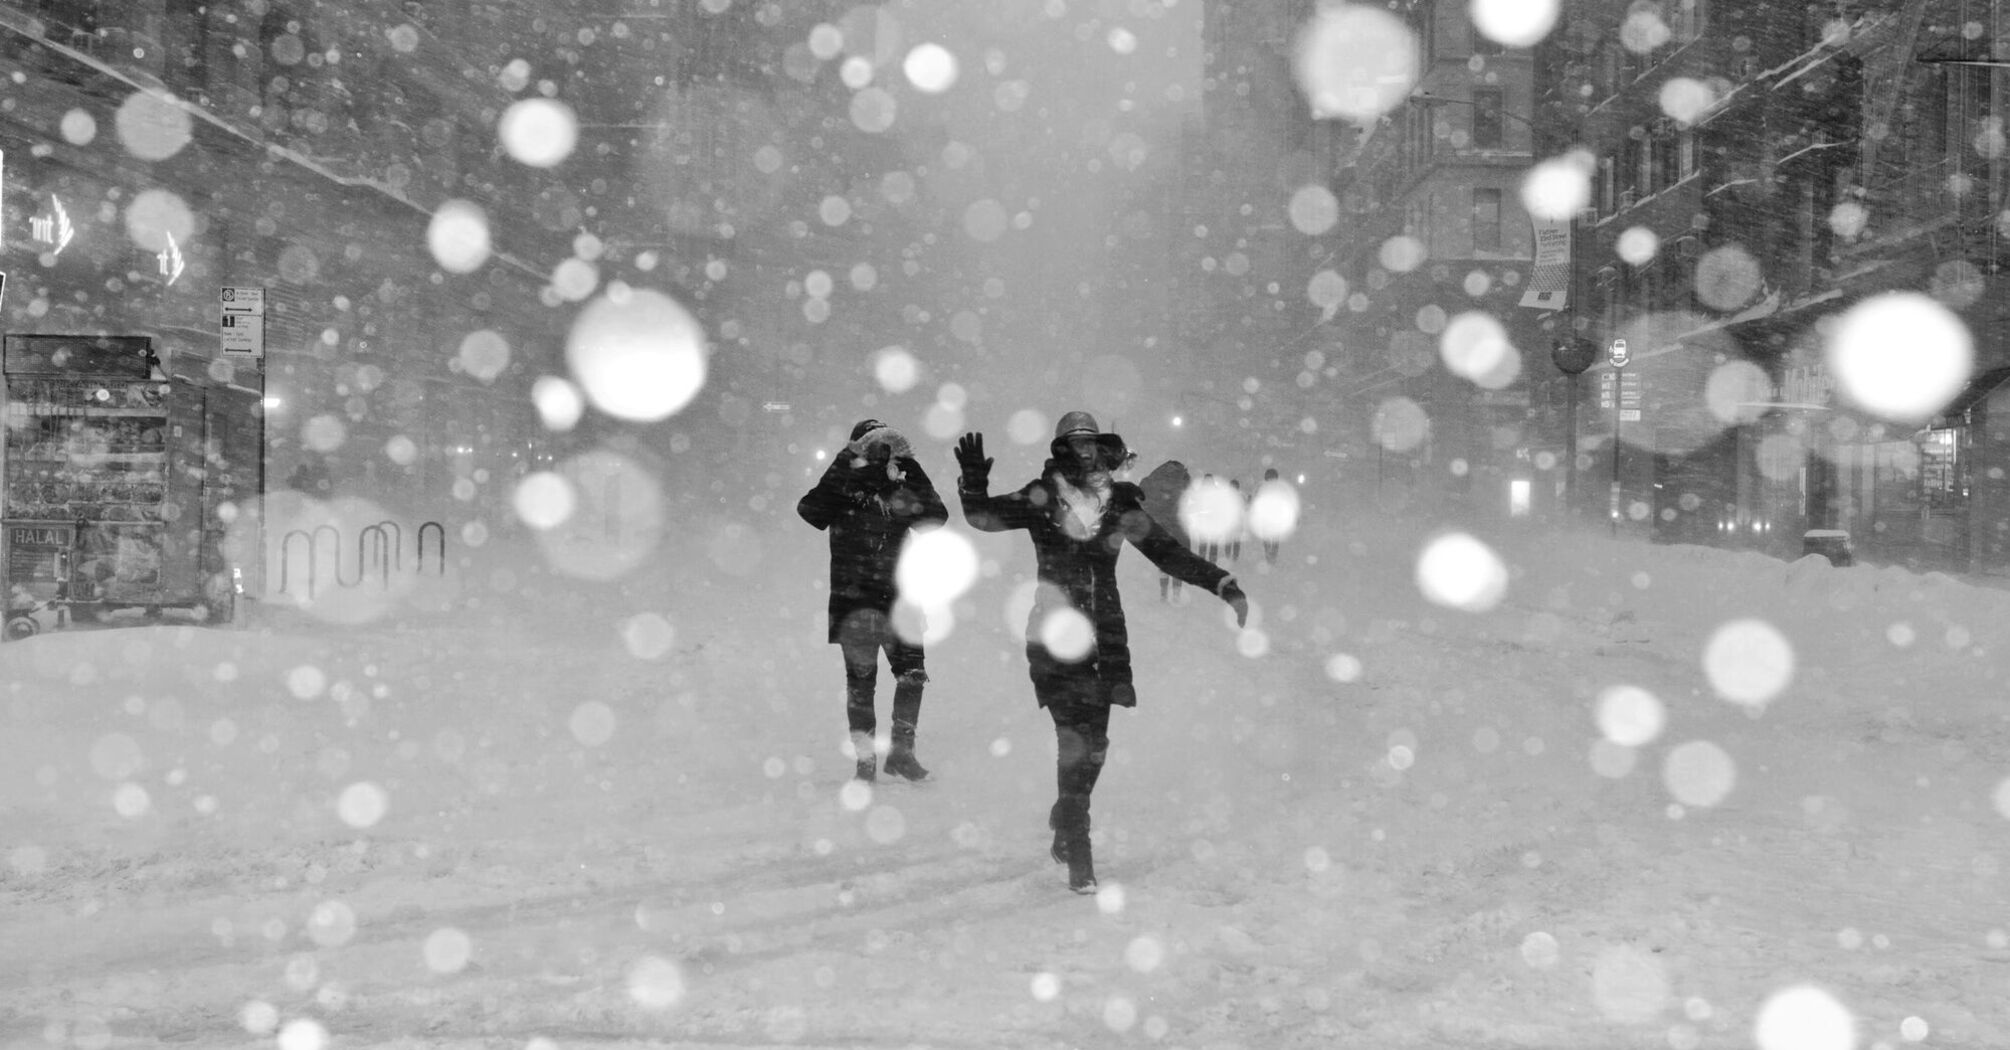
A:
1217;577;1249;628
954;432;993;489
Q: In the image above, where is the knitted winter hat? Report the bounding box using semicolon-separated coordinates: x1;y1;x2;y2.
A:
849;418;886;441
1054;410;1100;439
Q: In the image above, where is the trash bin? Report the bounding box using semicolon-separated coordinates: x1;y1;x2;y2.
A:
1803;529;1853;567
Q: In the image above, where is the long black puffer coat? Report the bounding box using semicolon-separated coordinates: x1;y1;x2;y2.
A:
961;459;1230;707
797;454;947;643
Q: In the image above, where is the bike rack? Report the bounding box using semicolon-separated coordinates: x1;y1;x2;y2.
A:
278;519;446;600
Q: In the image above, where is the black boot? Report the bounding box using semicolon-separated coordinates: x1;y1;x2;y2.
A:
883;673;930;781
1048;800;1070;864
850;731;877;782
1053;795;1096;893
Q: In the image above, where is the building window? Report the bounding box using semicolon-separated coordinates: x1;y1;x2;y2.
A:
1473;188;1502;252
1674;0;1707;42
1598;154;1617;215
1678;130;1698;179
1472;89;1504;149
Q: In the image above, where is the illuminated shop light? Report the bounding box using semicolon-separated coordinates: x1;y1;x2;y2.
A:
31;196;75;255
158;230;185;285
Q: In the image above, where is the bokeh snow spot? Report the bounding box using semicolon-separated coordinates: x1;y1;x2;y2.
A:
1616;226;1659;266
276;1018;329;1050
424;928;472;974
866;804;906;844
1659;77;1717;124
1471;0;1559;46
1595;685;1665;747
1372;397;1431;452
897;527;979;609
628;955;686;1010
284;665;329;701
498;98;578;167
1440;312;1521;389
1693;245;1764;311
1661;740;1736;807
569;702;617;747
533;449;665;581
621;613;676;660
1990;777;2010;820
1102;994;1138;1032
113;783;151;818
457;330;511;383
1125;935;1165;972
964;198;1009;242
512;471;576;530
1030;972;1061;1001
873;346;920;393
426;200;492;273
1901;1015;1930;1042
336;781;388;828
565;287;708;423
307;901;358;948
1703;618;1794;708
60;107;97;145
239;1001;279;1035
1754;984;1855;1050
1522;151;1594;219
124;188;195;254
1705;360;1773;425
1379;235;1427;272
1592;945;1669;1023
116;91;192;160
1519;930;1560;968
903;43;958;92
1248;479;1300;542
1826;292;1973;423
1288;184;1340;236
1293;5;1418;121
1180;475;1246;545
1007;408;1049;446
1324;653;1363;683
839;779;873;811
532;376;586;432
851;86;897;132
1039;607;1096;663
1415;532;1509;613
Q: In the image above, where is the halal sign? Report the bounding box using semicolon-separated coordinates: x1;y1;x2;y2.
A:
1608;338;1630;369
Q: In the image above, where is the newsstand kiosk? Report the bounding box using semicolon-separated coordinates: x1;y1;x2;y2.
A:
2;334;261;639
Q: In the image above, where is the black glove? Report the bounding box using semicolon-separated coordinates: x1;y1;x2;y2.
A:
1218;577;1249;628
955;432;992;490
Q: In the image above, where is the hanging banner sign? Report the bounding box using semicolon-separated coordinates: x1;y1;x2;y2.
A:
1519;215;1571;310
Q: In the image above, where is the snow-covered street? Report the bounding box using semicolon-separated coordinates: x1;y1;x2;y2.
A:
5;502;2007;1048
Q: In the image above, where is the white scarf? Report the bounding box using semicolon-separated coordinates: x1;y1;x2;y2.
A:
1053;471;1111;540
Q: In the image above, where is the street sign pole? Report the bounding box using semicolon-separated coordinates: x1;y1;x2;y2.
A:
1608;338;1629;537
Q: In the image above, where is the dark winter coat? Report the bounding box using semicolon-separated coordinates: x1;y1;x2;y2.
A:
961;461;1230;707
1136;460;1193;549
798;454;948;644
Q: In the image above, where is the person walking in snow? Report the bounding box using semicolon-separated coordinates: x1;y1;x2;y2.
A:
1257;468;1284;564
955;412;1249;894
798;419;948;783
1137;459;1194;603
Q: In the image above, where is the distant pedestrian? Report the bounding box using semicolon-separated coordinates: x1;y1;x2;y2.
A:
1227;478;1245;563
956;412;1248;894
1258;468;1285;564
1196;472;1221;565
797;419;948;783
1137;459;1193;603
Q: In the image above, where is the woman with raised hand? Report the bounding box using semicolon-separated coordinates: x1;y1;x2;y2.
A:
955;411;1248;894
